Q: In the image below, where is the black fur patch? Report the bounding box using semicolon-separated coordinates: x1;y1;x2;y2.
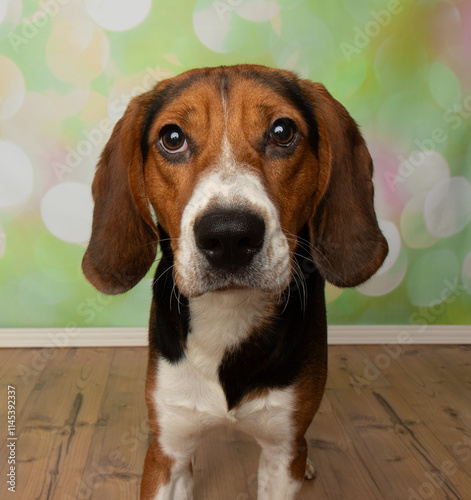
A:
149;228;189;363
218;226;327;410
149;225;326;407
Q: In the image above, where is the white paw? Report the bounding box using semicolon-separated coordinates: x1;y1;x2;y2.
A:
305;457;316;480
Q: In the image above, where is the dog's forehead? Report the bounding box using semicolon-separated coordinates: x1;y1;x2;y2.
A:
141;67;316;154
153;69;304;119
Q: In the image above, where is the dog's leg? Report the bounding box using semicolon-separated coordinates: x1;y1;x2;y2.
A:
141;374;198;500
256;437;310;500
140;439;194;500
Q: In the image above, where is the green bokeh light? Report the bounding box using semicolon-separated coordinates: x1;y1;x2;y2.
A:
0;0;470;328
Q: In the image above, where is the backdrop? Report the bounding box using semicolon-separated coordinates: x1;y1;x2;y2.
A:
0;0;470;329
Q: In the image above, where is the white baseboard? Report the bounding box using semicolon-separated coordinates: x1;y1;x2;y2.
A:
0;325;469;348
326;325;470;344
0;327;149;348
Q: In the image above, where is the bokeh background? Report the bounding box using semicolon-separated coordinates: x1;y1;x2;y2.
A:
0;0;470;329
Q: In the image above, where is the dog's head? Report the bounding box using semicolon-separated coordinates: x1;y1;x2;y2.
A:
82;65;388;297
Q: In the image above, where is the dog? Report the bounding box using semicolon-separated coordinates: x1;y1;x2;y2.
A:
82;64;388;499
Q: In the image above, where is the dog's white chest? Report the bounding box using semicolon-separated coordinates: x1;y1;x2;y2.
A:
151;290;295;455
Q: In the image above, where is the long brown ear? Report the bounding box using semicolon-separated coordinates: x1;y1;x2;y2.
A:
82;96;158;294
300;81;388;287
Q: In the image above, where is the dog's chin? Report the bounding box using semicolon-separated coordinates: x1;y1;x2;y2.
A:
176;272;291;299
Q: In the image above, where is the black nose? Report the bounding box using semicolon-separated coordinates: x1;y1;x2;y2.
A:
194;210;265;271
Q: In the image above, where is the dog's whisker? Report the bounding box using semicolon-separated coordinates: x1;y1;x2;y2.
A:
158;237;180;244
290;258;307;312
284;232;349;288
153;264;175;286
170;269;185;312
171;278;179;311
177;288;182;314
280;279;291;314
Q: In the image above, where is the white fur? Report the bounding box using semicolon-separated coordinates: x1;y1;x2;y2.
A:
150;289;300;499
257;445;303;500
175;137;291;297
151;138;303;499
155;466;192;500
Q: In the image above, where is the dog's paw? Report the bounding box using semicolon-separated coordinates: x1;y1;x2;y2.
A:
305;457;316;480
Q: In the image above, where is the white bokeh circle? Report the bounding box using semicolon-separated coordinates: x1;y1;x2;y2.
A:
193;0;234;53
0;0;22;40
358;247;407;297
0;2;7;23
400;193;439;249
85;0;151;31
273;45;310;78
235;0;280;22
46;18;110;85
106;67;175;124
0;140;34;208
40;182;93;244
375;220;401;276
0;91;62;156
395;150;450;204
424;177;471;238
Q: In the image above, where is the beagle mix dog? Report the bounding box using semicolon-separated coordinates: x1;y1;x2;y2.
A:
82;64;388;499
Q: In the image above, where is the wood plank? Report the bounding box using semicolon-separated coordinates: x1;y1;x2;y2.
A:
0;347;62;423
326;345;392;392
432;345;471;382
361;345;471;446
328;344;471;500
0;347;72;499
369;386;471;499
84;347;148;500
1;347;114;500
1;345;470;499
329;387;421;499
49;347;114;500
302;390;384;500
421;345;471;432
194;426;259;500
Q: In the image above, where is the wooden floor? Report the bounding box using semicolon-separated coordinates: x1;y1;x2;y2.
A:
1;344;471;499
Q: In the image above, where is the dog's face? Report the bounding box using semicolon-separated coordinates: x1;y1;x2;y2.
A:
144;70;325;297
82;65;388;296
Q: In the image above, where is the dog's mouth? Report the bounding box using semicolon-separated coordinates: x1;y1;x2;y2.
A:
206;282;253;293
174;253;292;298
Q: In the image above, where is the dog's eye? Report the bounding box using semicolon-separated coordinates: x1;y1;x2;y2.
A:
269;118;296;147
159;125;188;153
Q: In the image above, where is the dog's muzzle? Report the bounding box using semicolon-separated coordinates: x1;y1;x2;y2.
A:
194;209;265;272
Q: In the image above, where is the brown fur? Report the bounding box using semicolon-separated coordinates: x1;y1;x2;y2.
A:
82;65;388;498
300;81;388;287
83;65;387;295
140;344;175;499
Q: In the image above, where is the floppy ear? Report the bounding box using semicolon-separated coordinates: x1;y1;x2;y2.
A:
300;81;388;287
82;96;158;295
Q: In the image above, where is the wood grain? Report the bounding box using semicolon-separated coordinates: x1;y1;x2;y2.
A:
1;345;470;499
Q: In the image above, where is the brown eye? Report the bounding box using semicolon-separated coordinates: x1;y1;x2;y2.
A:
270;118;296;146
159;125;188;153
